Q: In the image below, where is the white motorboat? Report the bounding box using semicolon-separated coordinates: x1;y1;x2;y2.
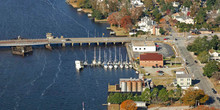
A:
75;60;84;70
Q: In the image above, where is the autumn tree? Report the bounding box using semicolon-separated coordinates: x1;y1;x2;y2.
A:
181;89;209;106
130;7;143;23
107;12;120;26
120;100;137;110
120;16;132;31
109;0;119;12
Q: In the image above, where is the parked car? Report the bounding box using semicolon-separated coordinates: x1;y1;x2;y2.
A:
66;39;71;41
212;88;217;94
194;60;198;63
152;66;155;68
159;65;163;68
158;73;164;76
164;38;168;40
157;70;164;73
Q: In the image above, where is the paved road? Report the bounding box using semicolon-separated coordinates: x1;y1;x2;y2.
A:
175;39;220;108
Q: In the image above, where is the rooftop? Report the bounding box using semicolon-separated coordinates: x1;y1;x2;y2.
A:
176;74;192;78
132;40;155;46
140;53;163;61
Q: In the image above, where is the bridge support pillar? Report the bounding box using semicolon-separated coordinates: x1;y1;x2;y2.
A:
113;42;116;45
80;43;82;46
88;43;90;46
45;44;52;50
97;42;99;46
62;43;66;47
105;42;107;45
122;42;124;44
71;43;74;46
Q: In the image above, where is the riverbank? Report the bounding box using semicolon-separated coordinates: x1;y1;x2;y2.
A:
68;2;92;13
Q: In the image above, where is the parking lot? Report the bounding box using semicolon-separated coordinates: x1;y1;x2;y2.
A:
132;42;175;58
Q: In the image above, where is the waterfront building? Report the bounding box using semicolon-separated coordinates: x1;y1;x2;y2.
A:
132;40;156;52
139;53;163;67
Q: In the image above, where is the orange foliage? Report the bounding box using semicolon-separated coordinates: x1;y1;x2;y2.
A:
120;16;132;30
193;105;220;110
120;100;137;110
107;12;120;25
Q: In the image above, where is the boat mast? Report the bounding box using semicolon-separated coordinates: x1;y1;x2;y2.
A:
94;47;96;61
114;47;117;63
98;47;101;62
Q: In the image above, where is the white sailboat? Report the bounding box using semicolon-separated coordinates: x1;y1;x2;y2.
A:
125;55;129;69
84;50;88;66
103;50;108;69
119;52;123;69
113;47;118;69
92;47;97;65
97;47;102;66
108;49;113;69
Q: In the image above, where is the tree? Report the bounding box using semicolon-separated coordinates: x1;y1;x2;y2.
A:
130;7;143;23
109;0;119;12
210;35;219;50
107;93;125;104
150;88;159;103
190;5;198;17
206;0;216;10
216;16;220;26
144;0;154;10
107;12;119;26
212;72;220;82
203;61;219;77
187;36;210;55
120;16;132;31
120;100;137;110
168;90;175;103
140;88;151;102
195;9;207;25
194;105;220;110
181;89;209;106
158;88;169;102
92;10;103;20
159;28;166;35
182;0;192;7
198;51;210;63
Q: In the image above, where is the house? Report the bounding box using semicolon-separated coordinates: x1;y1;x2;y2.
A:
132;40;156;52
172;1;180;8
180;6;189;15
140;53;163;67
209;50;220;62
176;73;192;87
131;0;144;7
175;16;194;24
137;16;157;34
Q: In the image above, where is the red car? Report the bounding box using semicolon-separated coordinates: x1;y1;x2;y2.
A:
164;38;167;40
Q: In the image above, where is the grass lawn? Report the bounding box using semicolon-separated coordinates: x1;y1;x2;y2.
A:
82;8;92;13
110;26;128;36
145;73;175;86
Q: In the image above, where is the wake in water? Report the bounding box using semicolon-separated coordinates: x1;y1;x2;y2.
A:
31;54;47;86
41;0;95;37
41;50;62;97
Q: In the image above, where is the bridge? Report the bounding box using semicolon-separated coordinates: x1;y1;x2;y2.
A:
0;37;144;47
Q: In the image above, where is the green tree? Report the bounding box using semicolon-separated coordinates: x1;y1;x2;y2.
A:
159;28;166;35
198;51;210;63
210;35;219;50
187;36;210;55
182;0;192;7
150;88;159;103
158;88;169;102
168;90;175;103
77;0;86;8
175;86;182;99
107;93;125;104
203;61;219;77
92;10;103;20
206;0;216;10
195;9;207;25
140;88;151;102
216;16;220;26
152;8;160;18
144;0;154;10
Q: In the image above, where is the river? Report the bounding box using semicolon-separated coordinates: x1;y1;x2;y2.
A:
0;0;137;110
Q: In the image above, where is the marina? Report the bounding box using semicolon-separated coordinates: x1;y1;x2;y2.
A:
76;47;133;70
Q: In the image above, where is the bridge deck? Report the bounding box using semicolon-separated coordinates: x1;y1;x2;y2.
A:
0;37;144;46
